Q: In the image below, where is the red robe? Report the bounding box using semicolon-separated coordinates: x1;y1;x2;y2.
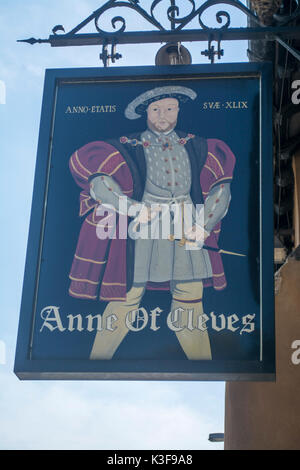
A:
68;134;236;301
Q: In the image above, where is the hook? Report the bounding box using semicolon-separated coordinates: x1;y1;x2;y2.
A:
100;39;122;67
201;34;224;64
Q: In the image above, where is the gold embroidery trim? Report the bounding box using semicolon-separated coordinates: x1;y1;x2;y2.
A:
69;289;97;299
97;151;120;172
209;176;232;191
92;209;114;223
79;199;96;217
85;218;99;227
75;254;107;264
102;282;126;286
86;215;115;228
70;156;88;181
109;161;126;176
204;164;218;180
69;276;99;285
214;283;226;290
208;152;224;176
75;151;92;176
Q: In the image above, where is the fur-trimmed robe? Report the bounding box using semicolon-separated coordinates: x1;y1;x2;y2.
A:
68;132;236;301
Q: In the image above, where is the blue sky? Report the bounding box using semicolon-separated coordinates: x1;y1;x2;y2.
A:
0;0;248;450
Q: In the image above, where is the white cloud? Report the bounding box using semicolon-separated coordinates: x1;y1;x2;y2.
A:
0;370;224;450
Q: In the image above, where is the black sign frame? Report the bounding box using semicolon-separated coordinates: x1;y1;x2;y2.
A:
14;63;275;381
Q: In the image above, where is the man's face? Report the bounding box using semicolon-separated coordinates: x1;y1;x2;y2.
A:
147;97;179;133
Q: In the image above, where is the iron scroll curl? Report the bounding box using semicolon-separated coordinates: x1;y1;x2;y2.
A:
93;0;261;34
51;0;261;37
17;0;300;66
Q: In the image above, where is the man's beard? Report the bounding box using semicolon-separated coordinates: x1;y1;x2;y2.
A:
147;119;177;134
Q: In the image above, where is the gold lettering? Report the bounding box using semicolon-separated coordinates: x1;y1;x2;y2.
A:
65;105;118;114
201;101;249;111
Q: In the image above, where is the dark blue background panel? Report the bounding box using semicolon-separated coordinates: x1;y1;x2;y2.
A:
14;64;274;380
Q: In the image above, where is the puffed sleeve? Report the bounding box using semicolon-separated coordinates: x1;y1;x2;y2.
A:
69;141;134;216
200;139;236;197
69;141;131;189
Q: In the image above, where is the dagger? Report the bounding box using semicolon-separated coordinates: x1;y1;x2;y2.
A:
185;242;247;257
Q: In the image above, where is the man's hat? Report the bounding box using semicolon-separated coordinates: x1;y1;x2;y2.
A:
125;85;197;120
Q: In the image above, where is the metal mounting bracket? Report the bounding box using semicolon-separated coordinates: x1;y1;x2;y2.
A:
17;0;300;65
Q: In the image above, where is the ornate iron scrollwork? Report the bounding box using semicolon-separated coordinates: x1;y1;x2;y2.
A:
55;0;260;37
18;0;300;66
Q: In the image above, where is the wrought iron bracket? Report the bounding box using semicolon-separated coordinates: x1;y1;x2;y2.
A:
100;39;122;66
201;34;224;64
18;0;300;64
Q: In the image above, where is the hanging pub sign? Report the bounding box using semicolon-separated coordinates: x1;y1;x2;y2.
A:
14;63;275;380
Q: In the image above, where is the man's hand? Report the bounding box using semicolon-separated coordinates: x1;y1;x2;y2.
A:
185;225;209;243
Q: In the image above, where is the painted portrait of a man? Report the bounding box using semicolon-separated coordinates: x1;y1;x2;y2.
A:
68;85;236;361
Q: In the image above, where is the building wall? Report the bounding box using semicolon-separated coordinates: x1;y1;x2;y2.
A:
224;253;300;450
225;2;300;446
